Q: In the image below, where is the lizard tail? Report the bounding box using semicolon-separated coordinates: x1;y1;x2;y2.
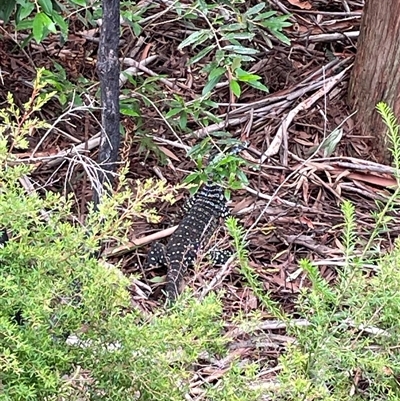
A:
165;261;185;301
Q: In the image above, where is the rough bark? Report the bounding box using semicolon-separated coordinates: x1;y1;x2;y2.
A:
93;0;121;206
348;0;400;163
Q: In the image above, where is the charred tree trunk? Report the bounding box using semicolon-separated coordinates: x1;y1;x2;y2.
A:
348;0;400;163
93;0;121;206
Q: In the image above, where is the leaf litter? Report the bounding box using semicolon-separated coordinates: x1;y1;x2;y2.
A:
0;0;397;395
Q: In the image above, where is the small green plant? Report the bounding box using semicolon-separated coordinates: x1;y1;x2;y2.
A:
184;137;251;197
41;63;90;106
268;103;400;400
120;0;151;37
3;0;71;43
226;216;284;318
165;94;221;131
0;68;55;162
177;1;291;97
120;97;141;118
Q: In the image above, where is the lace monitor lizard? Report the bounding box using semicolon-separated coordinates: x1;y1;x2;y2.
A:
144;182;230;302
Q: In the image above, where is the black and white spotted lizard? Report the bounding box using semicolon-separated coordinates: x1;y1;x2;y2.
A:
144;182;230;301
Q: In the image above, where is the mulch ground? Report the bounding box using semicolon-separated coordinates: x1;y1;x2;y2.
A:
1;0;397;390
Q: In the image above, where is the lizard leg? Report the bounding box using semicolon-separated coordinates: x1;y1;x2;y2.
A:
0;229;8;246
145;242;168;268
182;196;196;213
208;249;232;265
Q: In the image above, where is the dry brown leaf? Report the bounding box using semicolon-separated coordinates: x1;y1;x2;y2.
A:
287;0;312;10
346;172;397;188
232;196;255;213
158;145;180;161
299;216;314;229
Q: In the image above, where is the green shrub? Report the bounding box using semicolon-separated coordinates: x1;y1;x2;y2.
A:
267;103;400;400
0;179;260;400
0;71;260;401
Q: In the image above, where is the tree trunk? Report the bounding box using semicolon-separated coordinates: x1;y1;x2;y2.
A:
348;0;400;163
93;0;121;206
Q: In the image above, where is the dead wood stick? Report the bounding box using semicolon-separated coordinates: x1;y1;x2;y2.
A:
260;65;352;165
302;31;359;43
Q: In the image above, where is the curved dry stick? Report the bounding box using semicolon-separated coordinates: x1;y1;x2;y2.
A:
260;65;352;165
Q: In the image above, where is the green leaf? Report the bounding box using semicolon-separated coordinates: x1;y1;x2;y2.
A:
51;11;68;39
209;66;226;81
229;80;241;98
224;188;231;201
320;128;343;157
175;2;183;16
245;2;265;16
184;173;201;184
235;68;261;82
236;170;249;185
215;49;226;64
69;0;87;5
223;32;256;42
17;2;34;21
202;99;218;108
247;80;269;92
237;55;256;62
230;180;246;190
222;45;259;55
120;108;140;117
0;0;16;23
231;57;242;71
268;29;291;45
220;23;247;32
187;139;211;159
166;108;183;118
38;0;53;15
202;75;222;96
253;11;277;21
17;18;33;30
32;13;46;42
210;131;231;137
260;15;292;30
237;74;261;82
178;29;212;50
189;45;214;65
179;112;187;130
132;22;141;37
32;12;55;42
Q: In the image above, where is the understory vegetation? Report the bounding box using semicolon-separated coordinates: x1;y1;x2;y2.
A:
1;1;400;400
0;73;261;400
1;72;400;401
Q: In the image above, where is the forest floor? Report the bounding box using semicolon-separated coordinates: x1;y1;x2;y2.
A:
1;0;397;388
